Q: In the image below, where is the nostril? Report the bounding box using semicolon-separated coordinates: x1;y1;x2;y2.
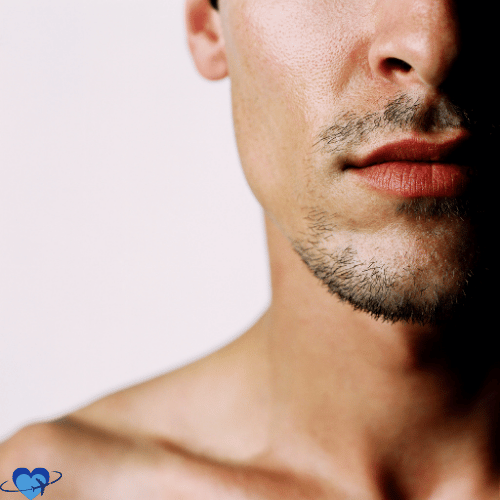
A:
384;57;412;72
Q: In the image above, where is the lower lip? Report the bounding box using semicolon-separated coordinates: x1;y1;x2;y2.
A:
351;162;469;197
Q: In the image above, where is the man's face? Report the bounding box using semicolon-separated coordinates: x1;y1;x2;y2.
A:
218;0;497;325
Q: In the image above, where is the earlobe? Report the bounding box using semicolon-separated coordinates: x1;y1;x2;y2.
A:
185;0;228;81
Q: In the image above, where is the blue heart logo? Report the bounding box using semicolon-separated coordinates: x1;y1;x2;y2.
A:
12;468;50;500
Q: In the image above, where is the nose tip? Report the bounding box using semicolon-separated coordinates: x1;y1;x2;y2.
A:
368;0;460;89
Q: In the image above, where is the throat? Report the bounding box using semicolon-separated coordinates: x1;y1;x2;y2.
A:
263;304;500;497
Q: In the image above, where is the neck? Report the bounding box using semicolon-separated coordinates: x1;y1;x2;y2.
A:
254;214;499;498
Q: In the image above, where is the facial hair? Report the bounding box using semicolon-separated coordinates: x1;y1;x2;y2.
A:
292;93;497;326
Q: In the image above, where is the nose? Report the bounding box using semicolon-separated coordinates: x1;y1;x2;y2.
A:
368;0;460;89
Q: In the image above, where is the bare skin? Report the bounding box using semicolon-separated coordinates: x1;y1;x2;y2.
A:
1;0;499;498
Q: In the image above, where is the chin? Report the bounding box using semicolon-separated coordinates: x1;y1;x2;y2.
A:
291;222;480;326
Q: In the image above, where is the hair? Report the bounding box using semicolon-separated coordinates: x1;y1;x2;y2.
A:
210;0;218;9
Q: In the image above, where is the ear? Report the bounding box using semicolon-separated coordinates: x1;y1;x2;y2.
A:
185;0;228;81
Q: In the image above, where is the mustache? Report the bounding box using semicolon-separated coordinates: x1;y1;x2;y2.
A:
314;92;496;155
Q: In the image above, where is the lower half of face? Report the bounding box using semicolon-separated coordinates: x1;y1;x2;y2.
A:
251;116;500;327
222;0;497;326
231;82;493;325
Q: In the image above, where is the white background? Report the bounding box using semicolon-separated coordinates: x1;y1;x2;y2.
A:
0;0;270;441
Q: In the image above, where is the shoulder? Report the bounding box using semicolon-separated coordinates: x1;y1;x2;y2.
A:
0;419;209;499
0;423;56;470
0;423;72;498
0;328;306;499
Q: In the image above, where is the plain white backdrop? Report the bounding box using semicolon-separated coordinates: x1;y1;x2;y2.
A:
0;0;270;441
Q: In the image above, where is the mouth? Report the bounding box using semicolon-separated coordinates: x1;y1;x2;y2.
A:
348;133;473;198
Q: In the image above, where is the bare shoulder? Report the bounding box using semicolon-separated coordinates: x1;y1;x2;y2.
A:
0;419;163;499
0;418;231;500
0;423;57;474
0;324;323;499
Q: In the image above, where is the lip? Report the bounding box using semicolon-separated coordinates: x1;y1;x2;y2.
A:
349;134;472;198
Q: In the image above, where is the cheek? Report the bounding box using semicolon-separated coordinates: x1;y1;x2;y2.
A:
228;1;344;111
222;0;368;230
227;1;366;108
222;4;311;224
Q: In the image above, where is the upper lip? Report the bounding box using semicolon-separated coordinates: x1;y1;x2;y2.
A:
351;132;472;169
